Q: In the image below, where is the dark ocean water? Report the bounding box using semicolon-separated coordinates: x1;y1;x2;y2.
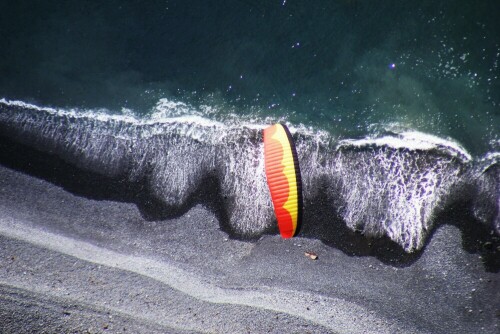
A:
0;0;499;154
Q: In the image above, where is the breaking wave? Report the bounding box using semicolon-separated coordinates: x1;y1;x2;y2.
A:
0;99;498;254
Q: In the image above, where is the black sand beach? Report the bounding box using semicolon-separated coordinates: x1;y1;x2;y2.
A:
1;162;498;333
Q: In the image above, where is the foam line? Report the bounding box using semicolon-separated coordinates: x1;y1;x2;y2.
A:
339;131;472;162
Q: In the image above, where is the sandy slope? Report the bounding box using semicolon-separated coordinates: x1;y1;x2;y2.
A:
0;164;498;333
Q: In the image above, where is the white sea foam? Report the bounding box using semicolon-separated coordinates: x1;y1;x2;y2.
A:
0;98;251;131
0;98;329;140
481;152;500;161
339;131;472;162
0;98;139;123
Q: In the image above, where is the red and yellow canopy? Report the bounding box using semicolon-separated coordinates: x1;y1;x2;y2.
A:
263;124;303;238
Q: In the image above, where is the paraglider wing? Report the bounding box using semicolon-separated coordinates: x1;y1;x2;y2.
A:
263;124;303;238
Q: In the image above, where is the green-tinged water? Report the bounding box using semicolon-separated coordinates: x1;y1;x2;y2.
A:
0;0;498;153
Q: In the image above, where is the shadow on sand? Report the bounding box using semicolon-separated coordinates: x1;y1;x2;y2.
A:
298;184;499;272
0;134;498;272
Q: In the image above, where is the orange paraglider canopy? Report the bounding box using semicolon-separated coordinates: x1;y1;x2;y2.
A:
263;124;303;238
